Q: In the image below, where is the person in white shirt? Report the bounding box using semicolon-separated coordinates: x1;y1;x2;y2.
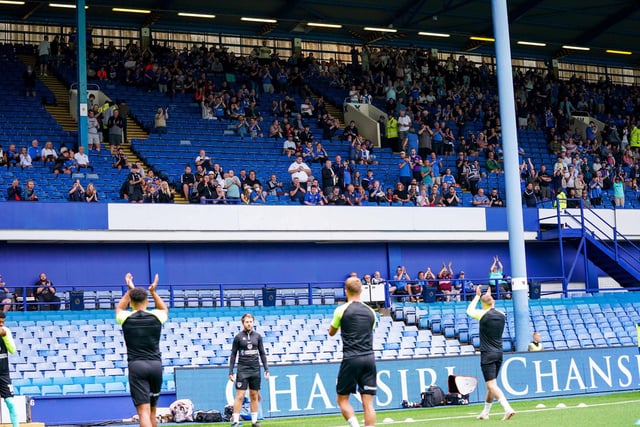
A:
38;35;50;76
41;141;57;165
74;146;93;172
288;155;311;189
397;110;412;142
87;110;101;151
19;147;32;169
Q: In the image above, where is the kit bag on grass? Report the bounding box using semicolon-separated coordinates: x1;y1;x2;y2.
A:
421;385;445;407
193;410;223;423
170;399;194;423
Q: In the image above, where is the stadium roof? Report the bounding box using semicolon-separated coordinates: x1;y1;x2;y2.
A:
1;0;640;66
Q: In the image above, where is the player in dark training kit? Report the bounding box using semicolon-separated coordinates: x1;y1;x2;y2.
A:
0;312;19;427
228;313;269;427
467;285;515;421
329;277;377;427
116;273;169;427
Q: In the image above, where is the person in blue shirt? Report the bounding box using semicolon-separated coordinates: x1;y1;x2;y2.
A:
304;185;324;205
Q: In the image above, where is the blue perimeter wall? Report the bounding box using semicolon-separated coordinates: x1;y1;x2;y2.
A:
0;240;583;289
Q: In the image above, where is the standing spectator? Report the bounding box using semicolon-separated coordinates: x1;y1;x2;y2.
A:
38;35;50;76
228;313;269;427
154;107;169;135
288;155;311;189
612;175;625;207
467;286;515;421
108;109;125;147
6;179;21;201
397;151;412;188
116;273;168;427
522;182;538;208
34;273;60;311
488;188;504;207
23;65;36;97
127;165;144;203
224;170;242;203
87;110;101;152
329;277;377;427
397;110;412;144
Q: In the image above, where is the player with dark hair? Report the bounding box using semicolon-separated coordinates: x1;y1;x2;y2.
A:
228;313;269;427
467;285;515;420
116;273;168;427
329;277;377;427
0;312;19;427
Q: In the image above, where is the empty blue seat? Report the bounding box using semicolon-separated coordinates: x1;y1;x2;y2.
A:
62;384;84;395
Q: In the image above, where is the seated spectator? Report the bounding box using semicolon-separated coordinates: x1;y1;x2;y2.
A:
409;271;426;302
197;174;216;202
485;151;502;173
443;186;459;206
269;120;283;139
24;179;38;201
68;179;85;201
303;184;324;205
240;185;253;205
454;271;475;301
391;266;410;297
154;107;169;134
41;141;57;165
6;144;19;168
0;276;12;312
289;177;306;204
28;139;42;162
19;146;32;170
211;184;226;204
326;186;347;205
368;180;386;205
180;165;196;200
266;174;283;196
34;273;60;311
74;146;94;172
251;184;267;204
248;118;263;139
302;141;314;163
392;182;411;204
282;134;297;158
85;182;99;202
313;143;329;164
7;179;22;201
300;98;314;117
112;147;128;171
472;188;490;207
488;188;504;207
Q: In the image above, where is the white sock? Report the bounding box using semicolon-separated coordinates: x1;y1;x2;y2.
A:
482;402;493;414
347;416;360;427
251;412;258;423
233;413;240;423
498;398;513;412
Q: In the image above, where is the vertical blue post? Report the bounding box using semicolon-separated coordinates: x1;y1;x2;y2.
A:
491;0;531;351
76;0;88;151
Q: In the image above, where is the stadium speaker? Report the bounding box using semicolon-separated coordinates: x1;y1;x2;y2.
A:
529;282;541;300
70;290;84;311
262;288;276;307
422;286;437;303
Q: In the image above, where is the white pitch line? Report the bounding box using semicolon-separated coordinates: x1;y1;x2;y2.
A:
326;399;640;426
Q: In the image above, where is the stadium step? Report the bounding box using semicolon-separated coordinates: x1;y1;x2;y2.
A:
18;54;78;132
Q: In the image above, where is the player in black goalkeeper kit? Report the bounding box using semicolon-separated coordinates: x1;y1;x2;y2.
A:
467;285;515;421
329;277;377;427
0;312;19;427
116;273;168;427
229;313;269;427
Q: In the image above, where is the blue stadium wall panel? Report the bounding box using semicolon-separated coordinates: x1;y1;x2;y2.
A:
1;203;108;230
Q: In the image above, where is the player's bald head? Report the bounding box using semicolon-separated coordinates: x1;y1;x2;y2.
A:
345;277;362;296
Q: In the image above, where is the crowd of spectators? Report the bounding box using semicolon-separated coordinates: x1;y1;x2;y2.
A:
16;33;640;207
349;255;512;305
